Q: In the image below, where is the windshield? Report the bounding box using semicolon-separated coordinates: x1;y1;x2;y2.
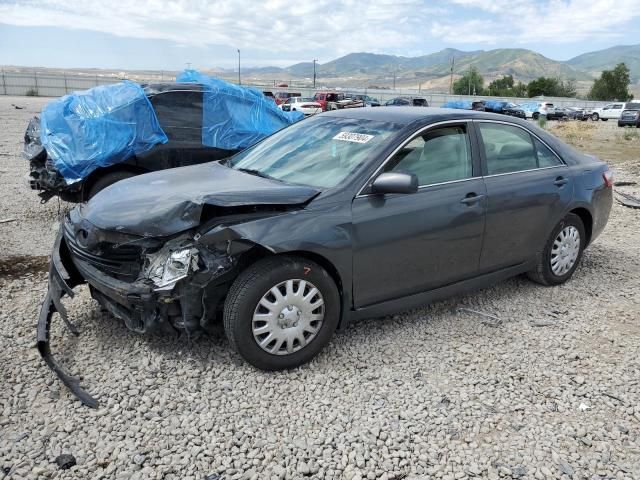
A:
299;97;315;102
227;115;402;188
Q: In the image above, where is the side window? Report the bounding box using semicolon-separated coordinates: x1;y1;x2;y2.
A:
149;90;202;143
385;125;472;185
478;123;538;175
613;104;623;109
534;138;562;168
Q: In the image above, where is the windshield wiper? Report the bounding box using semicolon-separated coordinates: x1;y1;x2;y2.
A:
237;168;276;181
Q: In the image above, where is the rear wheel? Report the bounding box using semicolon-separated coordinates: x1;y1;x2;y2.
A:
591;113;599;121
86;170;137;200
532;112;540;120
224;256;340;370
602;118;608;122
528;213;585;286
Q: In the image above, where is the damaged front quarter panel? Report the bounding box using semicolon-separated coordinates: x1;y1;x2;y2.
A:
38;216;264;407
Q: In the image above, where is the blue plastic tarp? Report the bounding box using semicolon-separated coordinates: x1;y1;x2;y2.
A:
40;81;168;184
518;101;539;113
442;100;472;110
484;100;507;112
176;70;303;150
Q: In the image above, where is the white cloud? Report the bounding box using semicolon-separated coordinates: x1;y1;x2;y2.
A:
437;0;640;45
0;0;441;61
1;0;639;66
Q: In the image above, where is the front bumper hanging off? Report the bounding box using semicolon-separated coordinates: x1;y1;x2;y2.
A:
37;230;98;408
39;225;243;407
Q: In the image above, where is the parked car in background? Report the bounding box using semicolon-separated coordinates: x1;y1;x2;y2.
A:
347;94;381;107
385;96;429;107
25;74;303;202
591;102;627;121
313;91;364;111
274;91;301;105
502;103;527;119
531;102;555;120
618;102;640;127
278;97;322;116
564;107;588;121
40;107;613;406
546;107;568;121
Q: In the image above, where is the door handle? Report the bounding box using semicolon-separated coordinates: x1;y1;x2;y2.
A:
460;193;485;205
554;176;569;186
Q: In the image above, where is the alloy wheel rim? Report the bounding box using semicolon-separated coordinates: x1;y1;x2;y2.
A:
252;279;325;355
550;226;580;276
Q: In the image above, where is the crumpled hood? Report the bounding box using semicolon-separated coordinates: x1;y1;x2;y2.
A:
79;162;319;237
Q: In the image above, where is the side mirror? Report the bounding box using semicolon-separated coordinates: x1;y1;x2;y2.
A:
371;172;418;195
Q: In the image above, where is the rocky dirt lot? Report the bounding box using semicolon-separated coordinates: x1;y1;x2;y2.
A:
0;96;639;480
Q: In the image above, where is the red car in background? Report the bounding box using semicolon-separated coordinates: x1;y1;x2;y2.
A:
274;91;301;105
313;92;363;111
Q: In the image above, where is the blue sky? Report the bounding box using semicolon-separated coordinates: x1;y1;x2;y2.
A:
1;0;640;70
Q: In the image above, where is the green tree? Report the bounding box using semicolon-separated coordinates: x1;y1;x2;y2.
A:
487;75;514;96
527;77;560;97
513;81;528;97
527;77;577;98
453;67;484;95
487;75;530;97
589;63;633;101
558;79;577;98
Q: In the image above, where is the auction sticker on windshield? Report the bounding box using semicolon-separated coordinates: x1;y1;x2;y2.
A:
333;132;374;144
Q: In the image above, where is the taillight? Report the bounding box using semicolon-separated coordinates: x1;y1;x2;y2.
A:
603;170;614;188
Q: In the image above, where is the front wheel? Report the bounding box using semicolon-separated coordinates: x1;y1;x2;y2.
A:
591;113;599;121
224;256;340;370
528;213;586;286
602;118;608;122
532;112;540;120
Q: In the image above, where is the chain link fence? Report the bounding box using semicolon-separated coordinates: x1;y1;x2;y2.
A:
0;69;608;109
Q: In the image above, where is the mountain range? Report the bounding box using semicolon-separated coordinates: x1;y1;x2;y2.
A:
234;44;640;90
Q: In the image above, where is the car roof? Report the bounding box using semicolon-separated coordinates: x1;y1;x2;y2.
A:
144;83;204;93
323;106;517;124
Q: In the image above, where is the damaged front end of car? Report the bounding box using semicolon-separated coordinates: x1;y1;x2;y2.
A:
38;209;280;407
24;116;78;203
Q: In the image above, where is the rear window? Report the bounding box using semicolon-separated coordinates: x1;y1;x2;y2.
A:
413;98;428;107
625;103;640;110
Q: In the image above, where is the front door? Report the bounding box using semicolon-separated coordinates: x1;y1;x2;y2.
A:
352;122;486;307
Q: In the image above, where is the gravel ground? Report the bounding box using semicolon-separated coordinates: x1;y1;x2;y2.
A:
1;95;639;480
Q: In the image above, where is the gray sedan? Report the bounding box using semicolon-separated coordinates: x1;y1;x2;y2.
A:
40;107;613;406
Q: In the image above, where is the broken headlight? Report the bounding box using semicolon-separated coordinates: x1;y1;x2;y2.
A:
144;246;199;290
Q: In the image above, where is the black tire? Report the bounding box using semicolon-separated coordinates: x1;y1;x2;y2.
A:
602;118;608;122
532;112;540;120
223;256;340;370
86;170;137;200
591;113;599;121
527;213;586;286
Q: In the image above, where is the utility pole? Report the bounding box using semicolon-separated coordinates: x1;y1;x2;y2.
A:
313;59;317;89
237;49;241;85
449;57;455;95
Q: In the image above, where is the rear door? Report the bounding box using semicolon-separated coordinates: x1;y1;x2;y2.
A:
145;89;210;168
474;121;573;272
352;121;487;306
